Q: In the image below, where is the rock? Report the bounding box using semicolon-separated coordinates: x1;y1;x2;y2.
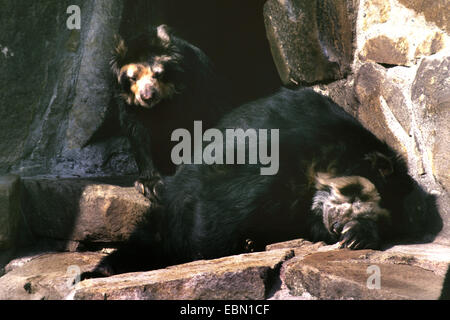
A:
360;35;409;66
353;61;448;239
313;77;358;117
4;255;45;274
382;243;450;276
410;54;450;242
1;238;448;300
266;238;334;256
360;31;446;66
65;1;124;151
415;32;445;58
0;175;21;249
266;239;321;251
0;1;136;178
266;240;448;300
361;0;391;31
0;252;105;300
356;0;449;67
434;192;450;245
397;0;449;33
21;176;153;247
411;55;450;192
354;62;411;156
283;248;446;300
69;249;294;300
352;0;450;247
263;0;354;85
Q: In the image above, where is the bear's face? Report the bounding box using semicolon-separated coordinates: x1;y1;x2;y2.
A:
117;59;177;108
111;25;182;109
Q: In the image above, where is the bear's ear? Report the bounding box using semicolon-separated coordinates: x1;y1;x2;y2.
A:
111;35;127;76
156;24;171;46
364;152;394;177
114;35;127;58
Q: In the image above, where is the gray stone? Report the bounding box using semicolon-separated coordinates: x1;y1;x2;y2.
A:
1;238;448;300
266;238;331;256
313;77;359;117
354;61;447;240
69;249;294;300
356;0;448;67
361;0;391;31
415;32;445;58
65;1;123;151
382;243;450;276
266;239;321;251
354;62;411;156
411;55;450;242
360;35;410;66
21;176;153;246
263;0;354;85
283;248;446;300
411;55;450;192
0;252;105;300
0;1;135;178
0;175;21;249
398;0;449;33
434;192;450;245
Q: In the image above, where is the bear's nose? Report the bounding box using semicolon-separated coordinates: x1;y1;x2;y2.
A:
141;84;153;100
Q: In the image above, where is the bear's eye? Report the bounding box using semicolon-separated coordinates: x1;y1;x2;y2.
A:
153;71;163;80
339;184;363;198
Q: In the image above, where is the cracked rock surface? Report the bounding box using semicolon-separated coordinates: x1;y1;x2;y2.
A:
0;239;447;300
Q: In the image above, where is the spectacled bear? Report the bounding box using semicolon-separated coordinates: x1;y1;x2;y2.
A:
112;24;235;200
83;88;416;278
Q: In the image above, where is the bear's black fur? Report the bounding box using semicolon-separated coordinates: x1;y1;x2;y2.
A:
112;25;235;199
83;88;417;278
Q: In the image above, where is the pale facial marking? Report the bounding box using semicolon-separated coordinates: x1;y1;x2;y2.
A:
118;62;177;108
314;173;391;235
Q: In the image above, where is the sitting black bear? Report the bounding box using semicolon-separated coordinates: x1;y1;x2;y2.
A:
111;24;235;200
84;88;415;277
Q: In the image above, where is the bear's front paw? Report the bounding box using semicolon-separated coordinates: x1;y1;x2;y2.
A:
338;219;380;250
135;172;164;202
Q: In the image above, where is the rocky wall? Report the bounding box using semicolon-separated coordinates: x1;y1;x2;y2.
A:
355;0;449;244
0;0;136;178
264;0;450;244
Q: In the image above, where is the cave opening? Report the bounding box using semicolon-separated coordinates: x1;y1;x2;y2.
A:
120;0;281;105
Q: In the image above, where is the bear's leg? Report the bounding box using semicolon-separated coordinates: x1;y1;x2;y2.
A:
134;172;164;204
119;103;163;201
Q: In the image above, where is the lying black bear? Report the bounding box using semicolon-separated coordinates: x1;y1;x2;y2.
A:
84;88;415;277
112;24;234;199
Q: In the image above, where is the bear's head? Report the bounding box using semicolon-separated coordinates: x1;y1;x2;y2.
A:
111;25;183;109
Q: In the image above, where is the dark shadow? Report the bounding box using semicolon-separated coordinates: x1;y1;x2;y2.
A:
380;178;443;251
394;179;443;245
120;0;281;105
440;265;450;300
